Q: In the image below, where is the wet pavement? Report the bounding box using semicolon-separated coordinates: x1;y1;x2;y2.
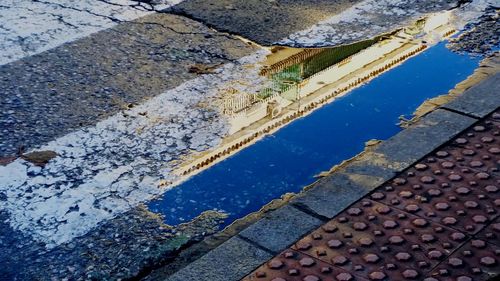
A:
243;110;500;281
0;1;499;280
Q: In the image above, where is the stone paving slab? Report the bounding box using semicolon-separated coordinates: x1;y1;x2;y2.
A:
443;72;500;118
0;12;255;155
291;167;392;220
373;109;477;172
238;205;323;253
166;236;273;281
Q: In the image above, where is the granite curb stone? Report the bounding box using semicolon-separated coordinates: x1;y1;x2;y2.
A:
373;108;476;172
443;72;500;118
165;236;272;281
238;205;323;253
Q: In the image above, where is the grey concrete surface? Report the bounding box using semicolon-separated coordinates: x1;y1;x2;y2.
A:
0;12;255;156
166;236;272;281
238;205;323;253
373;108;477;172
443;72;500;118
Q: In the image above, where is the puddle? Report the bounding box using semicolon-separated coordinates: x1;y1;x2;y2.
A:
148;41;480;226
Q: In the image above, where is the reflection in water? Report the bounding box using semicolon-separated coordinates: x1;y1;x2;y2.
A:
148;42;480;226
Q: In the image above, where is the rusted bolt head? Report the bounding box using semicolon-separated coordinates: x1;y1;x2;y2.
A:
269;260;284;269
336;272;353;281
371;192;385;200
270;278;286;281
476;172;490;179
288;268;299;275
256;271;267;278
385;263;396;270
332;255;349;265
327;239;343;248
368;271;386;280
303;275;320;281
480;256;496;266
448;174;463;181
320;267;331;273
456;276;472;281
415;164;428;170
402;269;419;279
312;233;322;240
464;201;478;208
471;239;486;248
405;204;420;213
353;222;368;231
395;252;412;261
412;218;428;227
363;253;380;263
389;235;405;244
435;202;450;211
485;185;498;193
299;257;316;267
442;217;457;225
436;151;449;157
399;191;413;198
473;125;486;132
359;237;374;246
472;215;488;224
316;249;327;256
455;138;468;144
284;251;295;258
489;147;500;154
441;161;455;168
347;208;363;216
322;224;337;233
448;257;463;268
421;234;436;243
420;176;435;184
296;241;312;250
428;250;444;259
428;189;442;196
456;187;471;195
354;265;364;271
470;161;483;167
393;178;407;185
383;220;398;229
377;205;391;214
451;232;465;241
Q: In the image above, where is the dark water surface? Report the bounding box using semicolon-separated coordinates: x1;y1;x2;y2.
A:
148;42;480;226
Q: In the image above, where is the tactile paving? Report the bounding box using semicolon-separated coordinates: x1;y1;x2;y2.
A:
477;218;500;247
427;239;500;281
242;249;368;281
372;159;499;235
291;199;467;280
432;120;500;174
242;110;500;281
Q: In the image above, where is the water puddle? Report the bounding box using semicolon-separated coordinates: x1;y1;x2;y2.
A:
148;41;480;226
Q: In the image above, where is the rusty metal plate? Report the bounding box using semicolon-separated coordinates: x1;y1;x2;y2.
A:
291;199;467;281
426;239;500;281
486;109;500;124
437;120;500;174
477;218;500;247
242;249;368;281
373;157;499;235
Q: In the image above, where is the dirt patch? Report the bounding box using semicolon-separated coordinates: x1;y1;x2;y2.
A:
21;151;58;166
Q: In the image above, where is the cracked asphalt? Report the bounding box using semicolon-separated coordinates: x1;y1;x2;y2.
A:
0;0;498;280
